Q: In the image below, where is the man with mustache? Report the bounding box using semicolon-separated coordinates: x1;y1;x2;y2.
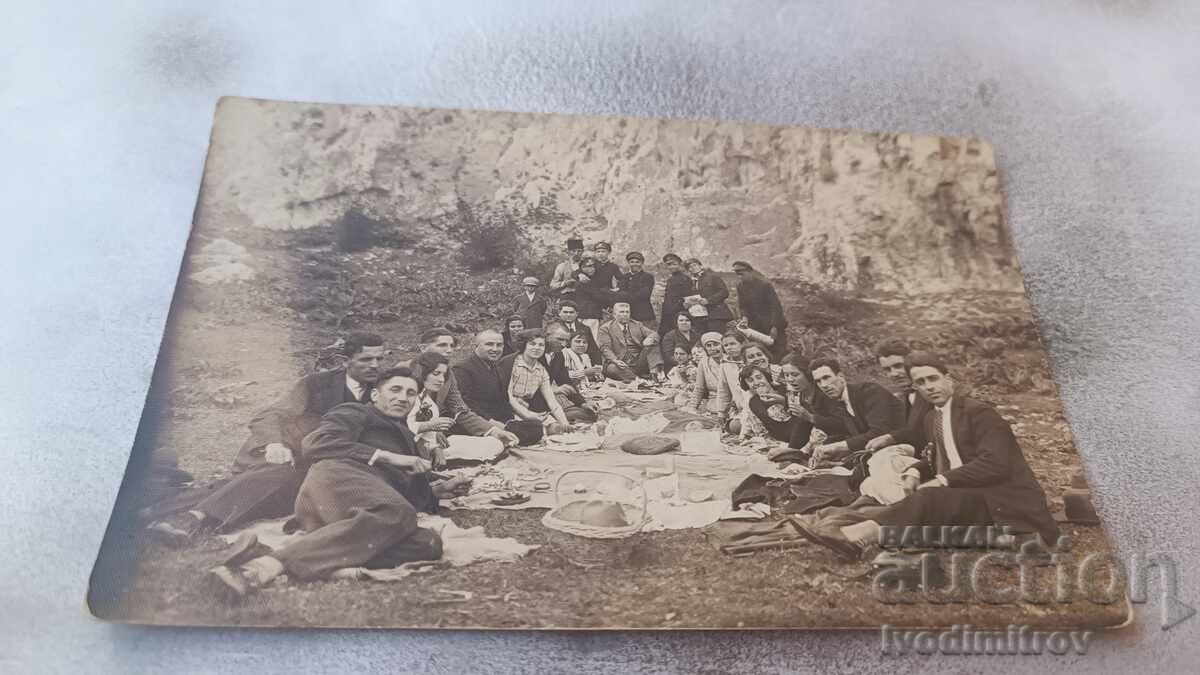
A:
146;333;388;546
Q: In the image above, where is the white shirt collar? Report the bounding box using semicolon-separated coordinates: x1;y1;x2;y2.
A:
346;373;365;401
840;385;856;417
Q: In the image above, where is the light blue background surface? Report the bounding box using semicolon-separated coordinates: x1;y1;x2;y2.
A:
2;1;1198;672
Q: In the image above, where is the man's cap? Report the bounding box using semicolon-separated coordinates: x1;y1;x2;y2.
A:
701;331;724;344
522;276;539;286
731;260;752;272
684;257;702;268
626;251;644;262
593;241;612;252
566;238;584;251
579;253;597;264
662;253;683;264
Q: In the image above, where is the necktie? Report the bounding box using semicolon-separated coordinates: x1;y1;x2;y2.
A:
931;406;947;473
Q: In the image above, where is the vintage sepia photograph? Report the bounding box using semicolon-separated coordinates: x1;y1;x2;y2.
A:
88;98;1126;630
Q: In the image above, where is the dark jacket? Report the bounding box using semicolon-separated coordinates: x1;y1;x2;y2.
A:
659;271;692;336
299;403;436;511
451;354;514;423
890;390;934;448
396;359;500;437
235;368;363;471
573;270;610;320
693;270;735;324
913;395;1059;543
811;381;905;454
619;270;657;323
736;274;788;336
514;291;549;329
659;328;699;370
560;320;603;364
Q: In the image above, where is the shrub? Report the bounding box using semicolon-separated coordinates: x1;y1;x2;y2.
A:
455;199;522;271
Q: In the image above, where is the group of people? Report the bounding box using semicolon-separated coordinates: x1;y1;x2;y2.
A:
145;237;1058;598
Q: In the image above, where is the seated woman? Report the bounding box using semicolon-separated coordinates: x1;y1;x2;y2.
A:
719;331;769;438
742;341;782;385
507;329;571;430
660;312;699;372
563;329;603;389
684;332;732;421
406;351;456;466
501;315;525;357
666;345;697;406
739;363;815;453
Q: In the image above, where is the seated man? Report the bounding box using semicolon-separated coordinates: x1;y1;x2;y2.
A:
146;332;387;545
400;327;519;446
451;329;516;425
806;356;905;465
595;299;666;383
557;299;602;364
792;352;1060;560
208;367;467;597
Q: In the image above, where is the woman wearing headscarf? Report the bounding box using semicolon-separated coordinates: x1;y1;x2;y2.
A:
684;331;733;424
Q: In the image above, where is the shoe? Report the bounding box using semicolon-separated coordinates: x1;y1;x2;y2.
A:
221;532;271;568
788;517;864;562
146;512;208;548
207;565;253;599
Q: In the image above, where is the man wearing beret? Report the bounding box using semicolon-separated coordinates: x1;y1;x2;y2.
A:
513;276;548;329
658;253;692;337
619;251;657;327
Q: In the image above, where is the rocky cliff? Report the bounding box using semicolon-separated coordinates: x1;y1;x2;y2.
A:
198;97;1021;294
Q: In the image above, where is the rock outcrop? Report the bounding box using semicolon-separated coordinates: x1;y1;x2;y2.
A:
198;97;1021;294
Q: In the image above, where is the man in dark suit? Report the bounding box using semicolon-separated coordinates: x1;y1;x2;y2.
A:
513;276;549;329
400;327;519;445
658;253;692;336
208;367;467;597
557;299;602;363
619;251;657;326
451;329;516;424
864;338;932;453
732;260;789;360
146;333;387;546
792;352;1060;560
685;258;735;333
807;356;906;464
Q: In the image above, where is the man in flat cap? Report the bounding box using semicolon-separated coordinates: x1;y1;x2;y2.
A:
549;238;585;297
619;251;657;327
659;253;693;336
513;276;548;329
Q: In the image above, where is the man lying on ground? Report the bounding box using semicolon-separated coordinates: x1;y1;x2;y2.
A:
208;367;470;598
595;299;666;383
145;332;387;546
792;352;1060;560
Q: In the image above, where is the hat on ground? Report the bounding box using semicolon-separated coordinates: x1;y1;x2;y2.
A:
522;276;539;286
626;251;644;263
593;241;612;252
567;238;585;251
662;253;683;264
701;331;724;345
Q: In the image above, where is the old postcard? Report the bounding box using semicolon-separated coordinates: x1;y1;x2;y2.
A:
89;98;1127;632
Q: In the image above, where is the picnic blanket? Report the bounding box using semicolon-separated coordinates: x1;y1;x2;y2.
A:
220;514;538;582
443;387;785;531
